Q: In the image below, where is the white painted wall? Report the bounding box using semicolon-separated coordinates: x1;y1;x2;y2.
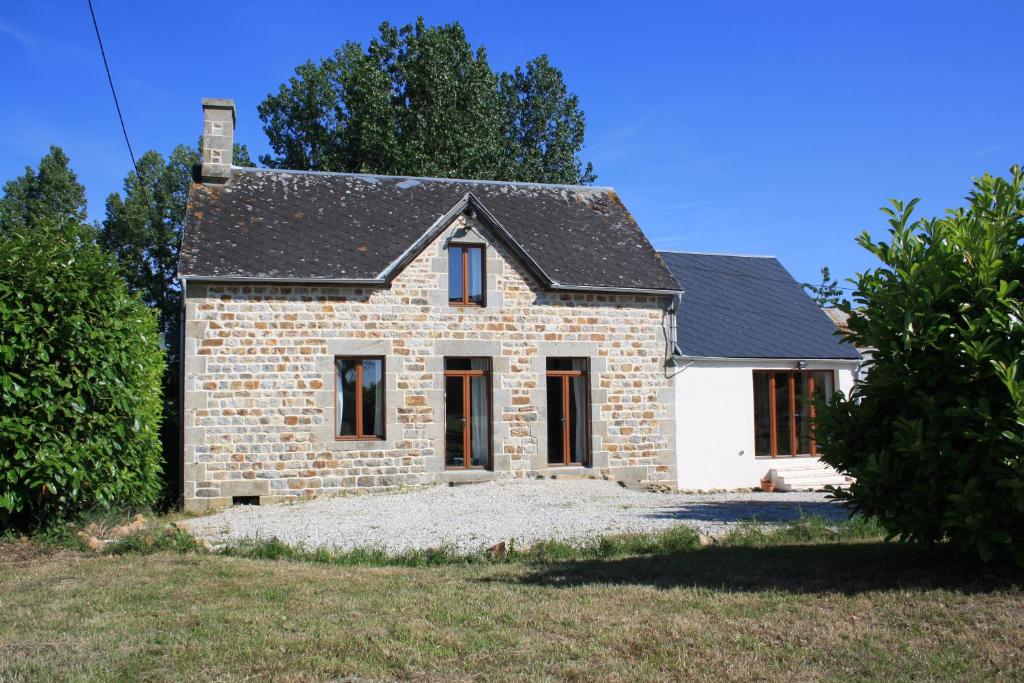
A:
673;358;858;490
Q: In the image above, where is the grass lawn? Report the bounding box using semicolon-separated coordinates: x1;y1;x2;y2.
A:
1;525;1022;681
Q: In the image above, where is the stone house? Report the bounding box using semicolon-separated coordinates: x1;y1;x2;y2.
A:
178;99;682;510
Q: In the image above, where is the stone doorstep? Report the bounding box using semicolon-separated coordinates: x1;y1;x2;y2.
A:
438;469;497;485
534;465;598;480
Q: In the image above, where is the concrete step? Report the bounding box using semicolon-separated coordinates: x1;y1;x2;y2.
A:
438;469;495;485
772;474;853;492
767;459;854;492
778;472;850;483
536;466;598;480
769;461;837;473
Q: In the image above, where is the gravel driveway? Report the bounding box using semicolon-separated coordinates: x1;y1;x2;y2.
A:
183;479;848;552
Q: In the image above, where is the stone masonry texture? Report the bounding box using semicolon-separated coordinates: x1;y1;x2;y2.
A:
182;214;676;510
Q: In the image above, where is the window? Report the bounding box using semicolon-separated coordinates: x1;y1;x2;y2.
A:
448;244;485;306
753;370;834;457
336;357;385;440
443;358;491;468
546;358;590;465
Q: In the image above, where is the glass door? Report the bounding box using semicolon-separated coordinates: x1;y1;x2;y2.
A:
753;370;835;457
444;358;490;468
546;358;589;465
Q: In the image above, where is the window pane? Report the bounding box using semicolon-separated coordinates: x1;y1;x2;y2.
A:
448;246;464;303
337;359;357;436
445;357;471;371
774;373;793;456
568;375;587;464
810;371;834;455
546;376;565;464
796;373;811;454
469;374;489;467
468;247;484;305
813;371;834;401
445;357;489;372
753;373;772;456
445;376;465;467
361;359;383;437
546;358;587;372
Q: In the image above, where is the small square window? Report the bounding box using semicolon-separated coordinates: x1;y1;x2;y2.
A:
336;357;385;440
448;244;485;306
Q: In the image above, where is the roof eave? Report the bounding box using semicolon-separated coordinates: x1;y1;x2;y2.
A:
671;353;863;363
548;283;681;296
179;274;388;287
178;273;678;296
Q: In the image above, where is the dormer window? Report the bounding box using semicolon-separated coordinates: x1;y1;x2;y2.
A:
448;244;485;306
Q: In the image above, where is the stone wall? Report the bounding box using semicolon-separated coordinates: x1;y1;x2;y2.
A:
182;214;676;510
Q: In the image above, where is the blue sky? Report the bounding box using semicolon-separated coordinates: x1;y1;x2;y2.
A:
2;1;1021;288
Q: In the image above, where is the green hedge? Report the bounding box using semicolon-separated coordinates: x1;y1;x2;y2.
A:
0;221;165;528
817;166;1024;565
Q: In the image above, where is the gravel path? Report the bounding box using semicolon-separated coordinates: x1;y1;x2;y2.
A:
183;479;847;552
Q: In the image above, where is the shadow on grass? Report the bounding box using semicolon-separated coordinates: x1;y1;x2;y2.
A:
491;541;1024;595
642;499;848;525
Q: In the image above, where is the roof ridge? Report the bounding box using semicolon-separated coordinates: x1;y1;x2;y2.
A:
658;249;777;259
230;165;614;192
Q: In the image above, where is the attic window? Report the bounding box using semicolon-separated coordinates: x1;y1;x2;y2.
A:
448;244;485;307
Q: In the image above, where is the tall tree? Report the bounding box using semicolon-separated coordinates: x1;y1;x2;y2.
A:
98;140;252;502
99;146;194;334
499;56;595;184
98;140;253;338
0;146;87;233
258;18;594;184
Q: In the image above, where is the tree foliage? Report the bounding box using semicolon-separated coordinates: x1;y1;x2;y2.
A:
0;146;87;233
0;219;165;527
96;141;252;502
99;146;196;336
816;166;1024;565
258;18;595;184
98;140;253;338
804;266;845;307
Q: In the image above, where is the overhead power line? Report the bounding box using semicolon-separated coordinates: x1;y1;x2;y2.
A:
86;0;146;190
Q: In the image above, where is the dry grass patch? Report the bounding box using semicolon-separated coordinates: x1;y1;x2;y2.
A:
1;534;1022;681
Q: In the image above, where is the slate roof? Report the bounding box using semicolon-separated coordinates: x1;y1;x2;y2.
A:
659;251;861;360
179;167;680;293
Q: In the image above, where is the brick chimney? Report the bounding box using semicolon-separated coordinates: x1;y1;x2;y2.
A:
200;98;236;183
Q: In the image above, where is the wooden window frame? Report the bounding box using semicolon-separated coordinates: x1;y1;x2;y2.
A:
334;356;387;441
448;243;486;307
546;358;591;467
443;357;493;469
753;369;833;458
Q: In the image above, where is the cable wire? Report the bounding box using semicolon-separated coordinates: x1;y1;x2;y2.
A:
86;0;146;190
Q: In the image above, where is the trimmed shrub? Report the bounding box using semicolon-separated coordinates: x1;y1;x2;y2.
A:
0;221;165;528
817;166;1024;565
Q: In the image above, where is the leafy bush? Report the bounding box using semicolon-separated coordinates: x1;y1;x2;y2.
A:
0;220;165;528
817;166;1024;565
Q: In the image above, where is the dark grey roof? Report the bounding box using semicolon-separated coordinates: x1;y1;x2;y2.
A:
179;167;680;293
660;251;861;360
